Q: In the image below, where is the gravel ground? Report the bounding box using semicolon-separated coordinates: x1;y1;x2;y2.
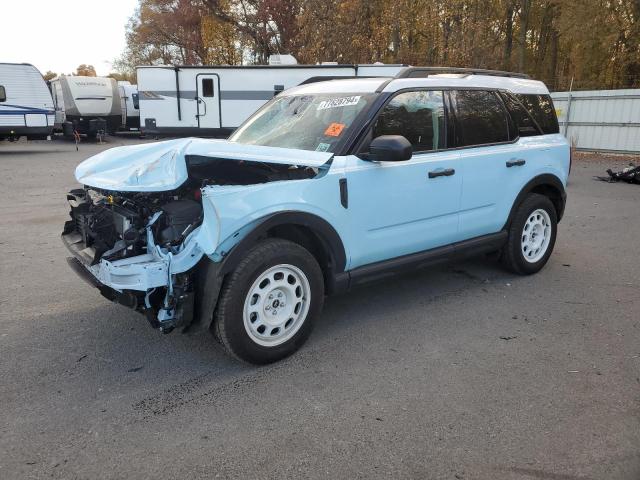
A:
0;137;639;480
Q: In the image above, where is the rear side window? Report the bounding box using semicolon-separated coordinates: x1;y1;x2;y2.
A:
514;94;559;134
372;90;446;152
452;90;509;147
501;92;541;138
0;85;6;102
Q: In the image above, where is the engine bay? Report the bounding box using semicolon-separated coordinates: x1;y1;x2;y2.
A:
64;157;317;265
64;187;203;265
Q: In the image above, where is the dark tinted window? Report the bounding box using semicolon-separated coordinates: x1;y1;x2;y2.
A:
514;94;559;134
132;93;139;109
0;86;5;102
202;78;214;97
372;90;446;152
501;92;541;138
453;90;509;146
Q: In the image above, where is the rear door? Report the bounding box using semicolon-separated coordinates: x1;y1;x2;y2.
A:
196;74;220;129
453;89;537;239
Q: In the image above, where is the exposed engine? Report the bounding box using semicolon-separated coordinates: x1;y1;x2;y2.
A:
64;187;203;265
62;156;318;332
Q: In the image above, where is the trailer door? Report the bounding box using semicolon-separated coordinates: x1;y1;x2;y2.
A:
196;74;220;130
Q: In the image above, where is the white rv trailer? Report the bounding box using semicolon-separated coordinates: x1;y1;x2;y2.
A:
118;81;140;130
0;63;55;140
136;63;405;137
49;75;121;137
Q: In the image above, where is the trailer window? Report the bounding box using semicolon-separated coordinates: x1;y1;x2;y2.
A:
202;78;214;98
0;86;6;102
132;93;139;109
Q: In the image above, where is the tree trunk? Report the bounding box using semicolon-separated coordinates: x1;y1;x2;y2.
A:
518;0;531;72
504;2;514;70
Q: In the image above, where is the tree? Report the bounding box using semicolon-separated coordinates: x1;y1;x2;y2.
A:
117;0;640;90
76;64;97;76
42;71;57;81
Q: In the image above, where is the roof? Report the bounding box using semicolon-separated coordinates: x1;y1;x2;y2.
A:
136;64;407;70
285;74;549;96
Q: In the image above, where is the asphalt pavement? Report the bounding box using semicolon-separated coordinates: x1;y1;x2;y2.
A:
0;137;639;479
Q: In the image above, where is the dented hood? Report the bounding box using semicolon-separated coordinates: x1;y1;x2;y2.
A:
75;138;334;192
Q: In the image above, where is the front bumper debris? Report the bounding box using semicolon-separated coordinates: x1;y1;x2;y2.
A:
62;221;203;331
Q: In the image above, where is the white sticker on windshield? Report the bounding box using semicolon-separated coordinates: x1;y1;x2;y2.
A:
317;96;361;110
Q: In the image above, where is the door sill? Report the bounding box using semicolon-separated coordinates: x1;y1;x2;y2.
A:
346;231;507;289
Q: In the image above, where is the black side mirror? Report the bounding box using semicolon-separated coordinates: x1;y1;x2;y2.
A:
362;135;412;162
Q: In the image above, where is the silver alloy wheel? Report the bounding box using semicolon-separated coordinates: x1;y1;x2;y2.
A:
243;264;311;347
521;208;552;263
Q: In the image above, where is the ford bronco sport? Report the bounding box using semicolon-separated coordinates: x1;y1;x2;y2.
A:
62;67;569;364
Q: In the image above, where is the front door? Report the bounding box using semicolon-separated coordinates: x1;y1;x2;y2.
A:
346;90;462;269
196;74;220;130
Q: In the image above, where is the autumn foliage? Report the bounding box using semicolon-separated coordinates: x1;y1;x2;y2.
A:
115;0;640;90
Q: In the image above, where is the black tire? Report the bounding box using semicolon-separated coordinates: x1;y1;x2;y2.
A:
212;238;324;364
501;193;558;275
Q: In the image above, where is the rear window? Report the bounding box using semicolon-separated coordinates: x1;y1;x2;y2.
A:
500;92;541;138
452;90;510;147
514;94;559;134
0;85;6;102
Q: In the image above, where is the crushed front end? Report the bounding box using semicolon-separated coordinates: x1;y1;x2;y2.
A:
61;137;332;333
62;187;205;332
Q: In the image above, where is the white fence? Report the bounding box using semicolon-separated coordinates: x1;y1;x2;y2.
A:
550;89;640;154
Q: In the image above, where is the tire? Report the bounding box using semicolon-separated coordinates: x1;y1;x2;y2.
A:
501;193;558;275
212;238;324;364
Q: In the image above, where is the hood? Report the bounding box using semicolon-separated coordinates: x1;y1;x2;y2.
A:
75;138;334;192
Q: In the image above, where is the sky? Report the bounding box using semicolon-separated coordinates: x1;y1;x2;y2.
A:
2;0;138;76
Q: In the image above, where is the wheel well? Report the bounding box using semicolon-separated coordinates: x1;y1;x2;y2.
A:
266;224;335;292
529;184;564;220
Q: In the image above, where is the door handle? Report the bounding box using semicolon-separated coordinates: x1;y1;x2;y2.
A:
428;168;455;179
196;96;207;117
506;158;526;167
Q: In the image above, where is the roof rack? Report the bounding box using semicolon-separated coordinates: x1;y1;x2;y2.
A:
395;67;530;79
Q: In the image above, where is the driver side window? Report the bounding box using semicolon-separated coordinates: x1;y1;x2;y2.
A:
372;90;446;152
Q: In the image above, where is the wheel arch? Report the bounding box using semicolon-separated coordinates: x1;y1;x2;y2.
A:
504;174;567;229
219;211;348;294
189;211;347;334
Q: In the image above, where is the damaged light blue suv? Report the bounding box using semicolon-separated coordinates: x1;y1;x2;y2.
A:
63;67;569;364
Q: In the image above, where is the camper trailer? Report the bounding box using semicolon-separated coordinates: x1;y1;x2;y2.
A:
118;81;140;130
50;75;121;137
136;62;405;137
0;63;55;140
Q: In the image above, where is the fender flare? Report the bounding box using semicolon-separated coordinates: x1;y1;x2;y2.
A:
189;211;347;333
503;174;567;229
219;210;347;275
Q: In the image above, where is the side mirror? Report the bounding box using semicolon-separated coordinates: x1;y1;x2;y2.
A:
362;135;412;162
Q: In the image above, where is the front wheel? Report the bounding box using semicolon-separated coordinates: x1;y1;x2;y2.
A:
212;238;324;364
501;193;558;275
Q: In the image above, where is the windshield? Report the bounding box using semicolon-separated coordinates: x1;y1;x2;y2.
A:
229;93;376;153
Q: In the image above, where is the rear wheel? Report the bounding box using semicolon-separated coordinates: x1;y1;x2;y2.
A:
212;238;324;364
501;193;557;275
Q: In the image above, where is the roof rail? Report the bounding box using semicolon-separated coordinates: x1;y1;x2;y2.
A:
395;67;530;79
